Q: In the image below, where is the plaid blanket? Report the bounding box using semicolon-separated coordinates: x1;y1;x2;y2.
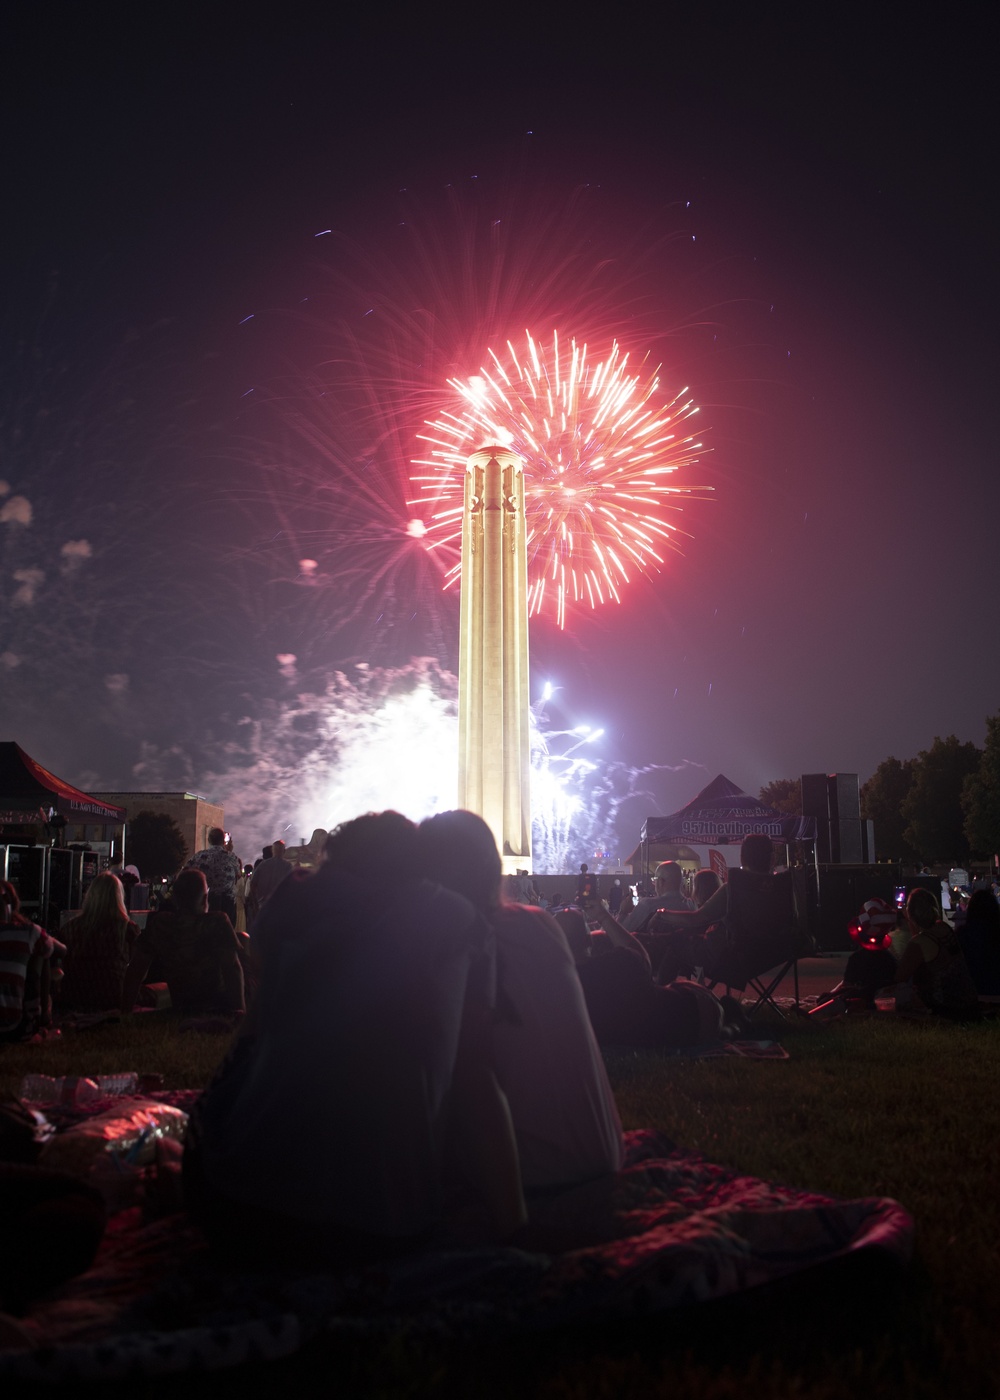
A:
0;1128;912;1382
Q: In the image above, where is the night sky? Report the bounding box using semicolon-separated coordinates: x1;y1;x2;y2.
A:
3;6;997;861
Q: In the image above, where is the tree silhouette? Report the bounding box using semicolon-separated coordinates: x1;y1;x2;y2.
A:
759;778;803;816
902;737;981;863
125;810;187;881
963;714;1000;859
861;757;917;863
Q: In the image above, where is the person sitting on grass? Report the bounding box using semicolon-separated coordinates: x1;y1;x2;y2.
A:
813;898;901;1009
121;869;245;1015
59;872;140;1013
956;888;1000;997
555;903;733;1049
417;811;623;1199
0;882;57;1043
183;811;526;1265
890;887;980;1018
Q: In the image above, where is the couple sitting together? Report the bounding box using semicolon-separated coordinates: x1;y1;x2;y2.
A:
185;813;778;1267
185;809;626;1264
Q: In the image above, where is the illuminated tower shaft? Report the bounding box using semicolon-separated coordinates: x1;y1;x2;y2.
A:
457;446;531;873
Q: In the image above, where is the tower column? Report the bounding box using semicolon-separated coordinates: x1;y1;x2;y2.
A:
457;446;531;872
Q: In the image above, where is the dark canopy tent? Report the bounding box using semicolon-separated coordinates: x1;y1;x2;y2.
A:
0;742;125;825
640;773;816;859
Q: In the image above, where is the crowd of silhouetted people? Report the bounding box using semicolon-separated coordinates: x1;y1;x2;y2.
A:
2;812;998;1265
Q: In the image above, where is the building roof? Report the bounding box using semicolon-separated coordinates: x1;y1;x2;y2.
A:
91;791;206;801
0;742;126;823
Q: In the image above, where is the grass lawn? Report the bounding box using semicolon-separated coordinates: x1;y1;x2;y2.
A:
2;1012;998;1397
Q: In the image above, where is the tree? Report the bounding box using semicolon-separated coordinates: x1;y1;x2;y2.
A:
901;736;981;864
861;757;917;863
759;779;803;816
963;713;1000;858
126;810;187;881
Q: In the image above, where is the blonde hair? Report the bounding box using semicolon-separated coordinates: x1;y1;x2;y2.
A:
79;872;130;935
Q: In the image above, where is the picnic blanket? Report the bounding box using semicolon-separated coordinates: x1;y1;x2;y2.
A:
0;1127;913;1382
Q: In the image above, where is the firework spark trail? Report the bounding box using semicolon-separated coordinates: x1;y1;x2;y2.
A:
412;331;710;627
221;352;462;670
127;658;673;871
201;661;462;856
153;188;718;855
225;181;717;660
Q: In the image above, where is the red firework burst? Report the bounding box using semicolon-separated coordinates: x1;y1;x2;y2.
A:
411;330;710;627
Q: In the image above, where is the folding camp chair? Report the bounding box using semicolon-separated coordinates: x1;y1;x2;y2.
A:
703;868;814;1020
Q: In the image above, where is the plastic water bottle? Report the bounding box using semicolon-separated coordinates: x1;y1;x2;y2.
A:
20;1071;140;1105
95;1072;140;1096
20;1074;102;1106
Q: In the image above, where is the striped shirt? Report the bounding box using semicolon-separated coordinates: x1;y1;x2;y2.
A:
0;921;54;1031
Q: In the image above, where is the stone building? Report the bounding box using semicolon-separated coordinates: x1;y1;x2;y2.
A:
90;792;225;866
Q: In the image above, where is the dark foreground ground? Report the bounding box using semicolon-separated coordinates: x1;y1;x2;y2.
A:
6;952;997;1399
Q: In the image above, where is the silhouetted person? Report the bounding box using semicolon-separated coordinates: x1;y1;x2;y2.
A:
419;811;622;1199
186;827;241;924
60;873;139;1012
249;839;292;915
183;811;525;1265
121;869;244;1014
555;904;728;1049
622;861;692;932
0;882;56;1041
958;889;1000;995
649;835;773;982
576;863;599;904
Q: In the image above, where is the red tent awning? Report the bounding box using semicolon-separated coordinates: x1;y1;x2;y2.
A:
0;742;126;823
